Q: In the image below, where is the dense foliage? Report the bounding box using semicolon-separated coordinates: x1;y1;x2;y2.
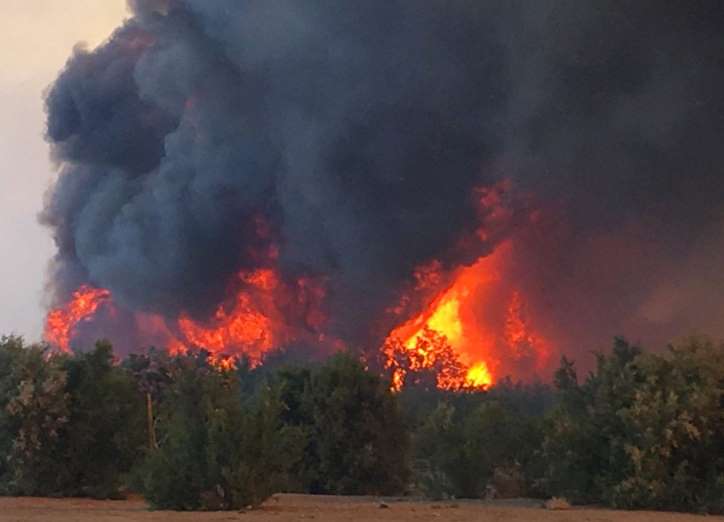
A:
0;337;144;497
0;335;721;513
133;351;307;509
541;337;724;512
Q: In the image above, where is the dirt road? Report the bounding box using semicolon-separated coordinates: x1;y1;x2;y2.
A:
0;494;719;522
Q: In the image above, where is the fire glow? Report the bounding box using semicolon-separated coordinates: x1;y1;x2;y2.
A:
172;267;328;362
44;266;327;366
44;248;550;387
44;285;111;352
43;183;551;388
383;240;550;391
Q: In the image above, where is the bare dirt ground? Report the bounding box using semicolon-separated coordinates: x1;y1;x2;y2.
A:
0;494;720;522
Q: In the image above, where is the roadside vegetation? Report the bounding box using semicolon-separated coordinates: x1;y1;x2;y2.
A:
0;335;721;513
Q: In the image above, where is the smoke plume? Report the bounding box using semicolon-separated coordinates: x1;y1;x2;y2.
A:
42;0;724;372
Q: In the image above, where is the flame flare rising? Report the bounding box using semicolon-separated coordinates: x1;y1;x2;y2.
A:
384;286;493;391
44;285;111;352
504;290;550;367
384;240;550;391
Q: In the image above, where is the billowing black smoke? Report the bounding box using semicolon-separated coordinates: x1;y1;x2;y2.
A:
42;0;724;365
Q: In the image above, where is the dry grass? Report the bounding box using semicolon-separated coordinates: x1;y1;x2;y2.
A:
0;494;720;522
544;496;572;510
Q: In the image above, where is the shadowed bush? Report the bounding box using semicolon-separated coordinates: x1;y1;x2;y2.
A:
0;335;722;513
541;337;724;513
0;338;144;498
134;351;305;510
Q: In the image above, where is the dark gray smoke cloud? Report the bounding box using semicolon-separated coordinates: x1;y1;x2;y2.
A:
42;0;724;363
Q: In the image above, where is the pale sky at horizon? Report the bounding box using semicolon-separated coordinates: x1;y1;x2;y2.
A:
1;0;128;342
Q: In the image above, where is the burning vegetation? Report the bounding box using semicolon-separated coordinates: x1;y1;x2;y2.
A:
44;179;552;390
39;0;724;390
43;243;548;389
44;265;329;367
44;286;111;352
382;239;550;391
13;0;724;515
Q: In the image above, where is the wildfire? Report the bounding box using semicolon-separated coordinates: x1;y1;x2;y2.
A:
386;286;494;390
383;240;550;391
43;183;551;385
504;290;550;369
43;210;333;365
45;266;328;367
178;268;327;364
466;362;493;388
176;268;282;362
44;285;111;352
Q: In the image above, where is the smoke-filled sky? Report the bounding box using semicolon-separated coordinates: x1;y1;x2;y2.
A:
0;0;127;340
6;1;724;369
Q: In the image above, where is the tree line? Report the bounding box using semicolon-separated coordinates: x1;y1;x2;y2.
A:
0;335;721;513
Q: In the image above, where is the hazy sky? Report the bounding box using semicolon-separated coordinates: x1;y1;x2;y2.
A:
0;0;127;341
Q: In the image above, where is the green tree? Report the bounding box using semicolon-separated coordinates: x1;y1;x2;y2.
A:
137;350;305;510
610;338;724;511
3;342;69;495
414;399;541;499
542;337;724;513
304;353;410;495
208;381;307;508
58;341;145;498
0;336;27;491
137;351;221;510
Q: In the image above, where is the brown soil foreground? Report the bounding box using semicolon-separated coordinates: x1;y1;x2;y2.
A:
0;494;721;522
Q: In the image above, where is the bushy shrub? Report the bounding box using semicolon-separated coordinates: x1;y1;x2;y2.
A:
136;351;306;510
541;337;724;513
0;336;30;492
291;353;410;495
1;333;722;514
413;399;542;499
59;341;146;498
2;340;69;496
0;339;146;498
209;383;307;508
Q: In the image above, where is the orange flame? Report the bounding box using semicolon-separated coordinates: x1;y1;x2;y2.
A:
44;265;329;367
392;286;494;390
176;268;280;362
43;184;551;382
503;290;551;372
173;268;329;364
43;212;331;365
44;285;111;352
382;180;553;391
466;362;493;388
384;240;550;391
